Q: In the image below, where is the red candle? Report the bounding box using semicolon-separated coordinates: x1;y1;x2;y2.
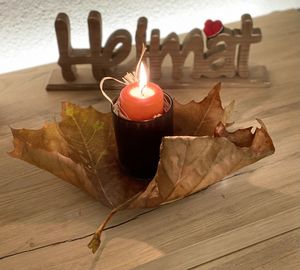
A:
119;63;164;121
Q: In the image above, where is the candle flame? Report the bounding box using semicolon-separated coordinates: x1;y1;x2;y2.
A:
138;62;147;95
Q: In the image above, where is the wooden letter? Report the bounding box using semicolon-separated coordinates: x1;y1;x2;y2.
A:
236;14;262;78
55;13;77;81
88;11;104;80
204;27;237;78
135;17;148;61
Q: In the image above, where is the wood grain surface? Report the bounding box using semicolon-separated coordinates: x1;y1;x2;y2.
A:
0;9;299;270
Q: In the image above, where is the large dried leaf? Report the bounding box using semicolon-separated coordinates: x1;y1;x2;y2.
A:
9;84;276;253
9;84;275;211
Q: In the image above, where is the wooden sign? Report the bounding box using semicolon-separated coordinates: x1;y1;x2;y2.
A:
47;11;270;90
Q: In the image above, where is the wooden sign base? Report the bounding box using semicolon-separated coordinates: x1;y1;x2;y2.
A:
46;65;270;91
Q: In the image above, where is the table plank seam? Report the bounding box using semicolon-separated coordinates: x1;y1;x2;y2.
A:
0;208;156;261
186;227;300;270
133;206;300;270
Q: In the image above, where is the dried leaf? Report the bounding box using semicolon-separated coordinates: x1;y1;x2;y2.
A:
174;82;226;136
129;119;275;208
9;83;275;253
222;100;235;126
9;85;275;210
9;103;145;208
9;124;96;196
214;121;254;147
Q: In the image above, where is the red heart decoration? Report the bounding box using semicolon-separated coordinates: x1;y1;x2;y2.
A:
204;19;224;38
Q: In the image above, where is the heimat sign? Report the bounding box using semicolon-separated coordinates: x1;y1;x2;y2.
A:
47;11;270;90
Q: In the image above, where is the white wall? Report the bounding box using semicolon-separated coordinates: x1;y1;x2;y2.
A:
0;0;299;74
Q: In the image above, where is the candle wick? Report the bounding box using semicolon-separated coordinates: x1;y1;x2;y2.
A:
140;85;146;96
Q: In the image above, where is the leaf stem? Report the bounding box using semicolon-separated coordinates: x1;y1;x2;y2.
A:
88;192;142;253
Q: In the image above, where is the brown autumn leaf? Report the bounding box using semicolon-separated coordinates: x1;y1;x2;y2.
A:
9;103;146;208
129;120;274;208
9;83;229;207
174;82;232;136
9;83;275;253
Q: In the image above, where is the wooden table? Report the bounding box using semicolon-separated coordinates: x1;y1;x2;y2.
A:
0;10;299;270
